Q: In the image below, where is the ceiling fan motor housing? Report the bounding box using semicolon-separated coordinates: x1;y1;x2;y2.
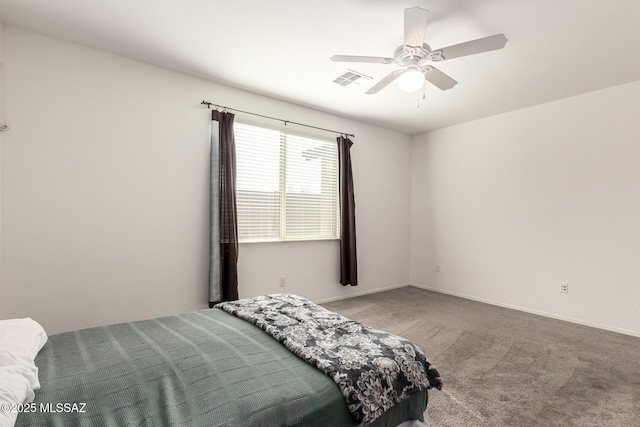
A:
394;43;444;69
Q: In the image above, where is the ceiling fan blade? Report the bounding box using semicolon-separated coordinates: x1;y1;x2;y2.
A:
434;34;508;61
404;7;429;48
365;69;404;94
330;55;395;64
423;66;458;91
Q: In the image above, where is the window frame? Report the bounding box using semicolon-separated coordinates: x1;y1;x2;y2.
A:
234;119;340;244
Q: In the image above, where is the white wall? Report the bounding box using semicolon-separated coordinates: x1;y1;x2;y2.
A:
0;18;3;303
411;80;640;336
0;26;412;334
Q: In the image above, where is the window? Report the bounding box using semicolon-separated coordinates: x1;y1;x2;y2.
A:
235;122;339;242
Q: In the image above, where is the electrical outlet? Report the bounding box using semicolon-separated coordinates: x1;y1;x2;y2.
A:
279;276;286;288
435;265;441;273
560;283;568;294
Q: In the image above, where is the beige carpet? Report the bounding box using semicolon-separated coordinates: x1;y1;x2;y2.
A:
322;287;640;427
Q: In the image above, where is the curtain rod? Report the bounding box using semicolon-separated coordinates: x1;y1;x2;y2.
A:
201;100;355;139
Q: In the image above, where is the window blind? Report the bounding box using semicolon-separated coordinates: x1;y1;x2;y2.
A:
235;122;339;242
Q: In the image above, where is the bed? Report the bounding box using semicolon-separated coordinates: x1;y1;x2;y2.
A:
5;294;441;427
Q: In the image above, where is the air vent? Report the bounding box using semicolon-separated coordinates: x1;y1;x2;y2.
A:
332;70;372;88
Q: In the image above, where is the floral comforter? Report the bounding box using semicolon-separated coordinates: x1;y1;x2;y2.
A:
216;294;443;426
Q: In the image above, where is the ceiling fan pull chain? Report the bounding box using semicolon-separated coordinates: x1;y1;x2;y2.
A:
416;81;426;108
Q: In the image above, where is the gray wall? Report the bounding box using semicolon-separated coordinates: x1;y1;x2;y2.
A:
0;27;412;334
411;80;640;337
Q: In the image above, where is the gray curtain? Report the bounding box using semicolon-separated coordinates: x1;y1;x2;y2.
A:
338;136;358;286
209;111;239;307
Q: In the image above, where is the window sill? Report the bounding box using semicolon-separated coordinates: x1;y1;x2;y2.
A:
239;237;340;244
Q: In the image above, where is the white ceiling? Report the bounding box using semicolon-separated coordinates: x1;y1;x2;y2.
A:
1;0;640;135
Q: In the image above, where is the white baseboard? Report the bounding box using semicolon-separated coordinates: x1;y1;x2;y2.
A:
314;283;411;304
411;283;640;339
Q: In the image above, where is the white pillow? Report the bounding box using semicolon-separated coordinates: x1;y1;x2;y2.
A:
0;353;41;393
0;318;47;427
0;358;40;427
0;318;47;361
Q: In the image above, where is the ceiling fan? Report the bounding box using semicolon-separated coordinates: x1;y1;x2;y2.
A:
330;7;508;94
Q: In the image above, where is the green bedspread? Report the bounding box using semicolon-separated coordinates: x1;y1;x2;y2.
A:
17;309;427;426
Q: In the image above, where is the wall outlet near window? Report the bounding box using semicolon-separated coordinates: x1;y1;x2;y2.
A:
279;276;286;287
435;265;441;273
560;283;569;294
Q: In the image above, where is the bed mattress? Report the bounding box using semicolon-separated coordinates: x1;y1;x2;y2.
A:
16;308;427;426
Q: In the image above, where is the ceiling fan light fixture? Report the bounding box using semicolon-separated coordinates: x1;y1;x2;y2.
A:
398;68;424;93
329;7;507;95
